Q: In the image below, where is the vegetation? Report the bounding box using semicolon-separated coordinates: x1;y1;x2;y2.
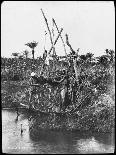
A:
25;41;38;61
1;48;115;132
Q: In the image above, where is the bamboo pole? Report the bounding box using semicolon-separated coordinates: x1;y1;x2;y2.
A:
48;28;63;54
52;18;70;66
52;18;67;56
73;58;78;81
41;9;63;75
65;34;79;81
41;9;54;51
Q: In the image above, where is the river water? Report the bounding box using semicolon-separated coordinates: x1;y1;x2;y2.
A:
2;109;115;154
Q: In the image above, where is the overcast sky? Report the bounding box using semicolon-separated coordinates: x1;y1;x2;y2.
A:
1;1;115;58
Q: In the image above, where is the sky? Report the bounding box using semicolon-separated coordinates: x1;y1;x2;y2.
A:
1;1;115;58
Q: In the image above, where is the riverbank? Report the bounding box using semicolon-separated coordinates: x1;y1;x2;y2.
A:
1;79;115;133
1;80;29;108
2;109;115;154
28;107;115;133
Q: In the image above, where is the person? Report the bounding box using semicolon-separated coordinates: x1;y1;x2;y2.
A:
31;72;36;77
30;68;72;111
31;72;47;85
30;71;66;87
43;50;47;60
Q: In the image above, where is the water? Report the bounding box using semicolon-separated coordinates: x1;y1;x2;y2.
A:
2;109;115;154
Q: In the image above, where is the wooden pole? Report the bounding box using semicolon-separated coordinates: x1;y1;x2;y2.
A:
41;9;54;51
48;28;63;54
52;18;67;57
65;34;79;81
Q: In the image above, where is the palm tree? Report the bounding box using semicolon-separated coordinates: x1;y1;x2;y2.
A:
105;49;115;63
86;52;94;63
23;50;29;59
12;52;19;59
12;52;20;65
79;54;87;62
98;55;108;66
25;41;38;62
12;52;20;79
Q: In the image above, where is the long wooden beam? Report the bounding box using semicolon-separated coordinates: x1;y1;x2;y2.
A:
48;28;63;54
65;34;79;81
41;9;54;48
52;18;67;56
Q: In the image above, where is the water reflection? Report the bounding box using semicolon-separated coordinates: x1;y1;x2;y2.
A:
76;137;114;154
2;109;114;154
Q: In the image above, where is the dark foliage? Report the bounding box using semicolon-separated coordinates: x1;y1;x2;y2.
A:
1;49;115;132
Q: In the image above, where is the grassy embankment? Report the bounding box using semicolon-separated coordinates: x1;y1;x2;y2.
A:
1;53;115;132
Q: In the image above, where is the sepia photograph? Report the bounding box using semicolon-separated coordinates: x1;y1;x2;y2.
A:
1;1;115;154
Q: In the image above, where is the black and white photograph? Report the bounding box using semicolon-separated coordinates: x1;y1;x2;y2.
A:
1;1;115;154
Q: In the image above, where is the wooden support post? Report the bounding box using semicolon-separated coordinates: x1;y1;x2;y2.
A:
73;58;78;81
41;9;54;49
48;28;63;54
41;9;63;75
65;34;79;81
52;18;67;56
